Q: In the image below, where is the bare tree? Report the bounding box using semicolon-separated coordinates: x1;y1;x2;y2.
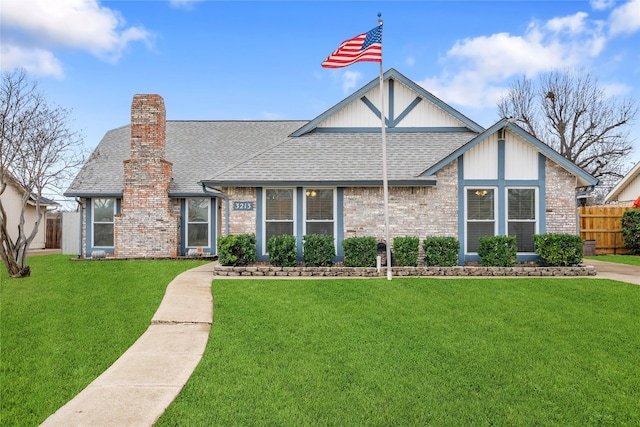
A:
1;69;84;277
497;70;637;181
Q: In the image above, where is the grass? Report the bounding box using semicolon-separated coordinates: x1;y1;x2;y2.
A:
584;255;640;266
0;255;209;426
158;278;640;426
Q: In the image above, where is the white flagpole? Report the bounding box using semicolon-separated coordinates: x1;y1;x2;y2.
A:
378;15;392;280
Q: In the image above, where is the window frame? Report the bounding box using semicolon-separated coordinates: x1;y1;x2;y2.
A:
263;188;296;254
465;187;498;254
303;187;337;239
92;198;116;248
505;187;538;254
185;197;211;249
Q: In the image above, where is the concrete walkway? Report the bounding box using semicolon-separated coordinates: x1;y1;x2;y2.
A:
583;259;640;285
40;262;216;427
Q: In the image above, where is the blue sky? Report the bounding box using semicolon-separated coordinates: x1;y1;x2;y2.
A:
2;0;640;203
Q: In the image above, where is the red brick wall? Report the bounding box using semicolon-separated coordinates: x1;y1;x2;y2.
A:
114;94;179;258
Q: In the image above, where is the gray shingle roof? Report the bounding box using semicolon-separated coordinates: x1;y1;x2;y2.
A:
65;120;477;196
204;131;477;185
66;121;307;196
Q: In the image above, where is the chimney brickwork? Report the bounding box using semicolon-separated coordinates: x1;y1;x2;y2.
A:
114;94;179;258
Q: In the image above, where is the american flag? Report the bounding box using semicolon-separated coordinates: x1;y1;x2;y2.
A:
321;25;382;68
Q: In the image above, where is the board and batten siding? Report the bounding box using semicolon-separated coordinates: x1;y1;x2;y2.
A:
316;79;466;129
505;133;539;180
390;80;466;128
464;135;498;180
464;132;540;181
318;98;382;128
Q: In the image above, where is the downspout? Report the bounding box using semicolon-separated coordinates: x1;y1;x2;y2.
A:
201;184;229;236
575;185;597;234
75;197;83;258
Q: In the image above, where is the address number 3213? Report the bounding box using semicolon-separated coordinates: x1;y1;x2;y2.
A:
233;202;254;211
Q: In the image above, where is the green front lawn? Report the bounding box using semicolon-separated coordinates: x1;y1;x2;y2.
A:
584;255;640;266
4;257;640;426
0;255;209;426
158;278;640;426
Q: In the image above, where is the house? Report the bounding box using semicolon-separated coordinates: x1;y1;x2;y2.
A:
64;69;597;264
1;172;59;250
604;161;640;207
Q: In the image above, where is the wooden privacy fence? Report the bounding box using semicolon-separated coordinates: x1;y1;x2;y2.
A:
45;216;61;249
578;206;634;255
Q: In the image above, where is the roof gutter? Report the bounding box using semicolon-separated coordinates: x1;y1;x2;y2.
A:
75;197;83;258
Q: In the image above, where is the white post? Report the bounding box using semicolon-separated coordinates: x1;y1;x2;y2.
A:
378;19;392;280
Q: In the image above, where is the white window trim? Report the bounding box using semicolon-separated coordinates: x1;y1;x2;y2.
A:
185;198;211;249
505;187;539;254
465;186;498;255
92;198;115;248
302;187;337;243
263;188;296;255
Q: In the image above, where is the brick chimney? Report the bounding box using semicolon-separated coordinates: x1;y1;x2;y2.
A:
114;94;179;258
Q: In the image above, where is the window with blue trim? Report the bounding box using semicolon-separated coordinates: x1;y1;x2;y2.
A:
186;198;210;247
305;188;335;237
507;188;537;253
264;188;295;246
466;188;496;253
92;198;115;247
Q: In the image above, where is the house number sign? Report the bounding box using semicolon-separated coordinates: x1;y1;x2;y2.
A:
233;201;254;211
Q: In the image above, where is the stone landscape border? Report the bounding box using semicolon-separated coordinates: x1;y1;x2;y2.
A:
213;265;597;278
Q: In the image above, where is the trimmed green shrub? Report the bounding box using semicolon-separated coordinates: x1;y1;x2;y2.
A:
621;209;640;255
267;234;298;267
217;234;256;266
423;236;460;266
342;236;377;267
393;236;420;267
477;235;517;267
303;234;336;267
534;234;583;266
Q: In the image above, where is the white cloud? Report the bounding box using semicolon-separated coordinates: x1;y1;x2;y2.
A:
406;56;416;67
601;81;634;98
342;70;362;94
609;0;640;36
0;0;153;76
546;12;589;34
590;0;616;11
417;11;612;109
0;44;64;78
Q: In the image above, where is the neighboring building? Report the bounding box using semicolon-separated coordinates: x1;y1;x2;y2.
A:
65;69;597;264
605;161;640;207
1;173;59;250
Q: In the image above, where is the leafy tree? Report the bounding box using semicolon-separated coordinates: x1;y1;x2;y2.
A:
1;70;84;277
620;210;640;255
497;70;637;182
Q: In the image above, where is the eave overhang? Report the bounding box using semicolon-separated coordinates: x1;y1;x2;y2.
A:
421;118;599;187
291;69;485;137
199;178;437;188
605;161;640;202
